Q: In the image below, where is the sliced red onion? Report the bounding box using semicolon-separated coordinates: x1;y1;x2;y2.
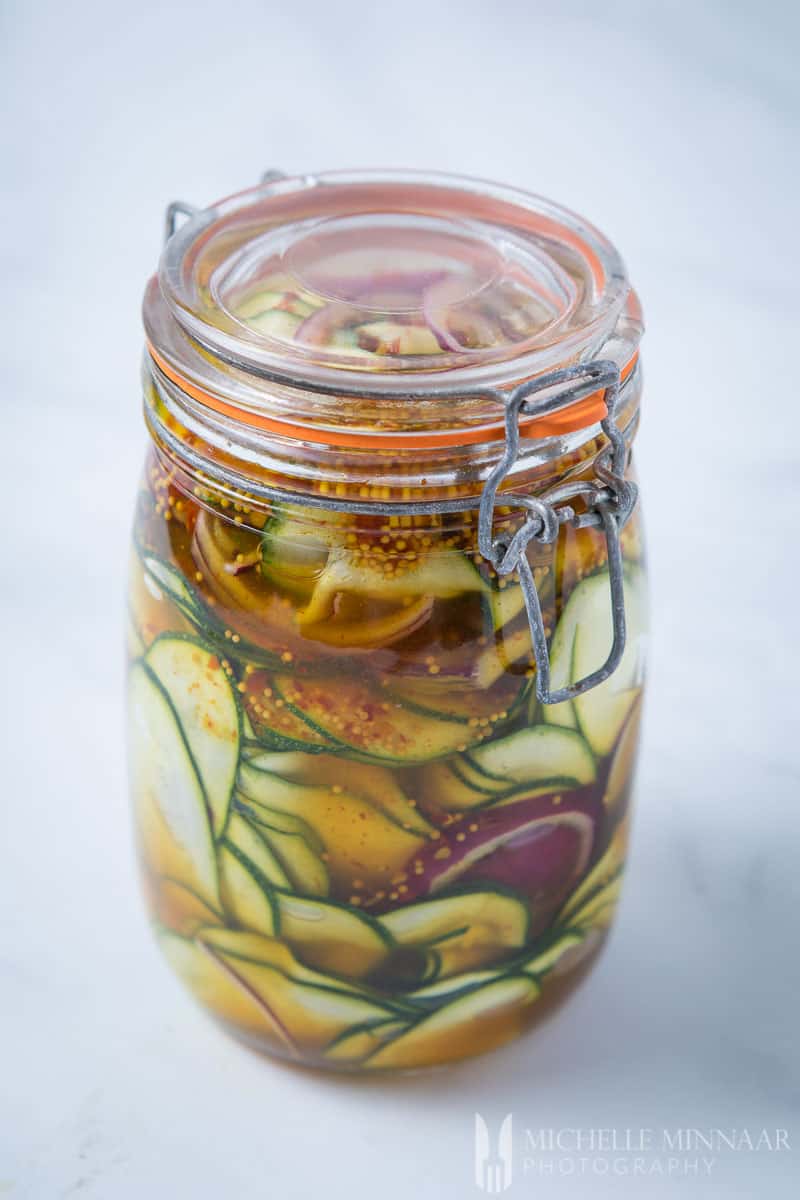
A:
421;280;466;352
394;786;602;935
294;302;357;347
312;269;449;303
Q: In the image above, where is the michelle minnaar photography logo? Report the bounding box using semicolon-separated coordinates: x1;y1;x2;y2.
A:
473;1117;790;1188
475;1113;514;1193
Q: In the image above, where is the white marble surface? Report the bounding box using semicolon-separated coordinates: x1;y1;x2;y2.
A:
2;1;799;1196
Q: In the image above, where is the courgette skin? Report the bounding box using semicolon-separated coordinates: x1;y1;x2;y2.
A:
145;634;241;840
128;660;221;909
260;513;338;600
300;548;488;626
271;674;495;765
543;565;647;755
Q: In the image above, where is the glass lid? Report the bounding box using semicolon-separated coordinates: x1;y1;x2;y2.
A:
149;170;633;400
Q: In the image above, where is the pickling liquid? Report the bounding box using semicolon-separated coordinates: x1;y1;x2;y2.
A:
127;447;645;1071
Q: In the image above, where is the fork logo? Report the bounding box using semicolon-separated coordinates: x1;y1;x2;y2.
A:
475;1113;513;1193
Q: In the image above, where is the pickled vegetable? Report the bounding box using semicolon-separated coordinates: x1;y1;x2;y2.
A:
128;450;645;1070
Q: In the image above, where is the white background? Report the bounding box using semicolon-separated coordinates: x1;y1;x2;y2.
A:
2;1;799;1196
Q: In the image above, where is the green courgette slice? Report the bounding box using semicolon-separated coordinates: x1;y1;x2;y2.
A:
324;1019;410;1064
236;763;429;895
145;635;240;838
196;928;400;1051
467;725;597;789
218;842;279;937
378;889;530;978
364;975;539;1069
250;752;434;837
544;566;647;755
272;674;489;765
224;811;293;889
273;892;393;979
128;662;220;908
300;549;488;626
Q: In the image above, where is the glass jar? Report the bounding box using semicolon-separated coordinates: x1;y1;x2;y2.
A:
128;170;647;1072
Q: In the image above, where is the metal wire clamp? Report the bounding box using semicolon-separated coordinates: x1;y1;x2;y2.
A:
477;360;638;706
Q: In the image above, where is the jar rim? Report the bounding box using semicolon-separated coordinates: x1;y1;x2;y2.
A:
144;170;640;450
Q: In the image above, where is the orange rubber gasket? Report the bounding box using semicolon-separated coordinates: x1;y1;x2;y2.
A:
148;342;638;451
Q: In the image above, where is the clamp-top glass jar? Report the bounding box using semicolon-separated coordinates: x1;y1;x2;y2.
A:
128;170;647;1072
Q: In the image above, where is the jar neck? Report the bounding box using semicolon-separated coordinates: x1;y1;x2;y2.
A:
143;355;641;517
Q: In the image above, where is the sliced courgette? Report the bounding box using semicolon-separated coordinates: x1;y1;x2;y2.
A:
487;581;527;630
273;674;488;765
300;595;435;649
543;566;647;755
245;308;303;339
224;811;292;888
145;635;240;838
408;967;501;1002
242;669;337;752
273;892;392;979
324;1019;410;1065
129;550;197;648
419;726;596;814
233;797;330;898
299;548;488;626
386;674;523;726
150;877;224;937
218;841;279;937
237;289;319;321
517;931;585;977
357;321;441;356
157;930;292;1047
602;699;642;819
378;889;530;978
236;762;429;894
192;512;309;664
140;552;203;622
467;725;597;790
563;876;623;930
253;752;434;837
128;662;220;908
260;512;340;600
364;975;539;1069
420;761;571;814
558;821;629;926
196;928;399;1051
418;758;498;813
475;624;537;689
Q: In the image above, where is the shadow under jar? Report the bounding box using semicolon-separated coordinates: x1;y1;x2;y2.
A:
128;170;647;1072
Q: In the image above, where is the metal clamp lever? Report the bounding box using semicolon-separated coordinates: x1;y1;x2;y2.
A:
163;170;287;246
163;201;199;245
478;360;638;706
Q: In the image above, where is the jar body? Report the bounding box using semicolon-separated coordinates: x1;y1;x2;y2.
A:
127;443;646;1071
